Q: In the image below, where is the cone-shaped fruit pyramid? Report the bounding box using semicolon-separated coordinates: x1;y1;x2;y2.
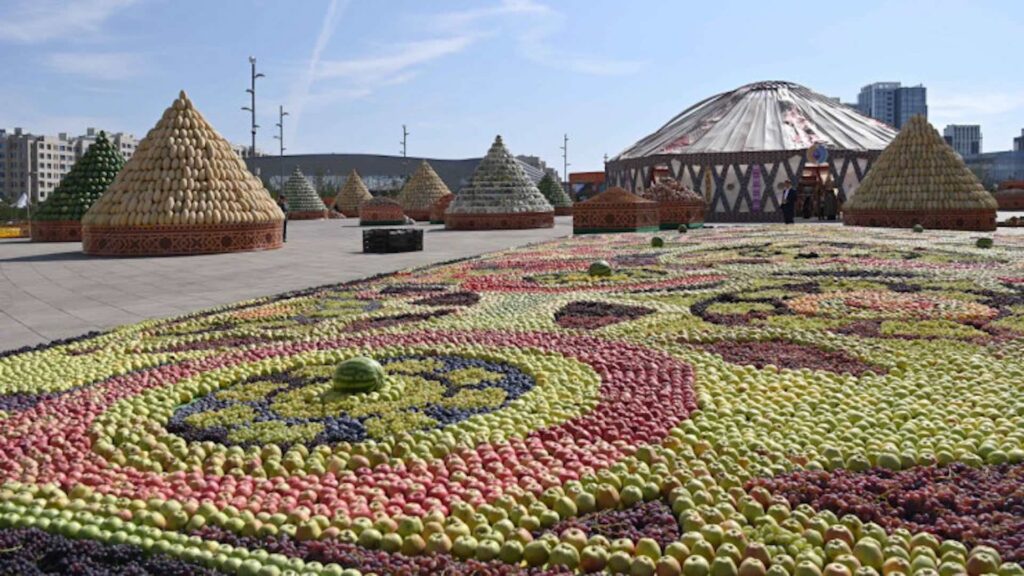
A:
334;169;372;217
844;115;997;231
282;166;328;219
446;135;554;230
397;160;452;221
82;91;283;255
537;171;573;215
31;131;125;242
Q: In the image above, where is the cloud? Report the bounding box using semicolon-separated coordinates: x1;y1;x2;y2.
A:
45;51;145;80
316;36;477;83
287;0;350;141
0;0;138;44
930;92;1024;119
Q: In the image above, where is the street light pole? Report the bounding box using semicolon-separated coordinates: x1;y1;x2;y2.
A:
273;105;289;197
241;56;265;158
560;133;570;187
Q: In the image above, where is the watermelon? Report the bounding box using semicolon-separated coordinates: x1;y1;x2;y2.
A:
651;237;664;248
912;224;924;233
588;260;612;277
976;237;993;249
332;357;385;393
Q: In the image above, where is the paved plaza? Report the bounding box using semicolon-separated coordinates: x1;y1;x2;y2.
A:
0;218;573;351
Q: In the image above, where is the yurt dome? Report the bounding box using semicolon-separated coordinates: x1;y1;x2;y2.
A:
82;91;283;256
607;81;898;222
282;166;328;220
397;160;452;221
334;169;373;217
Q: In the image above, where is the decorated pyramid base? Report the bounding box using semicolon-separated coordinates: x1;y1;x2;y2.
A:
445;211;554;230
657;200;706;230
30;220;83;242
82;221;283;256
993;189;1024;211
573;204;659;235
554;206;573;216
288;209;328;221
403;209;432;222
844;208;996;232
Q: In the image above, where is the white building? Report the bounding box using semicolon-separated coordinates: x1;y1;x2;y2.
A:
943;124;982;157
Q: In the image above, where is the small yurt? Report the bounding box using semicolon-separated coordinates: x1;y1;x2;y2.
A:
359;196;406;226
82;91;283;256
843;115;997;231
282;166;328;220
334;169;373;217
397;160;452;221
642;177;706;229
573;187;659;234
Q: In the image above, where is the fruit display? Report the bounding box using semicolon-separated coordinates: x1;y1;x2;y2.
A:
430;193;455;224
446;136;555;230
2;225;1024;576
334;170;373;217
282;167;329;220
992;186;1024;211
359;196;406;226
641;178;706;230
844;115;998;231
398;161;453;221
81;91;284;256
573;187;659;234
31;131;125;242
537;172;573;216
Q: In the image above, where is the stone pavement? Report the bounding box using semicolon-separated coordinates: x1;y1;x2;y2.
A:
0;218;574;351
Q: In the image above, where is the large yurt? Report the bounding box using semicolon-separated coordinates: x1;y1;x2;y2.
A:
32;131;125;242
843;115;997;231
607;81;898;222
445;135;554;230
334;169;373;217
397;160;452;221
281;166;328;220
82;91;283;256
573;187;659;234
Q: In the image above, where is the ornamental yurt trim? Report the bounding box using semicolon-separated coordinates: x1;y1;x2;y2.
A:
81;91;283;256
446;135;554;230
397;160;452;221
334;169;373;217
282;166;328;220
843;115;997;231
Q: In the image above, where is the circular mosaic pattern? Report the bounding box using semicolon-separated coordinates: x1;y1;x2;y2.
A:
786;289;999;323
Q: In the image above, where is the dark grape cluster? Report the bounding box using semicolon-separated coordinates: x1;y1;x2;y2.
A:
193;526;572;576
554;301;654;330
611;253;662;267
0;528;225;575
692;339;883;376
344;310;453;332
749;463;1024;564
412;291;481;307
542;500;679;549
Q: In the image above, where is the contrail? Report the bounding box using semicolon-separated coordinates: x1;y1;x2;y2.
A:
288;0;348;149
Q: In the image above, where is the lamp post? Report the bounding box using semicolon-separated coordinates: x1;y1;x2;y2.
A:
241;56;265;159
560;133;570;188
273;105;289;197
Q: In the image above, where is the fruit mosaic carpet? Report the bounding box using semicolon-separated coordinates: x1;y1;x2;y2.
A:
1;226;1024;576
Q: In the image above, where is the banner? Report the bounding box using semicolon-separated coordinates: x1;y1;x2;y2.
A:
751;166;762;213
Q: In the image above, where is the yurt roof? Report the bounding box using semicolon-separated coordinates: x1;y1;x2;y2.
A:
614;80;898;159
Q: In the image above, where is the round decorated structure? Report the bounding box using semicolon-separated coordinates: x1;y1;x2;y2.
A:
334;169;372;217
31;131;124;242
607;81;897;222
993;183;1024;211
844;115;998;231
397;160;452;221
445;135;554;230
359;196;406;226
537;171;573;216
281;166;328;220
429;193;454;224
642;177;706;229
81;91;283;256
573;186;659;234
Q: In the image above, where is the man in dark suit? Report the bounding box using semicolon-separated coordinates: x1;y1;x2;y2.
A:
781;180;798;224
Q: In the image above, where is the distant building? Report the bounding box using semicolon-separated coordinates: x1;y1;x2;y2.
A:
963;150;1024;188
856;82;927;129
1014;129;1024;152
76;127;138;162
232;143;265;159
943;125;982;157
569;171;607;202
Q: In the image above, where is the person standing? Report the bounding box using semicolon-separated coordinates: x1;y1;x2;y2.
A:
276;196;289;242
824;187;838;221
780;180;797;224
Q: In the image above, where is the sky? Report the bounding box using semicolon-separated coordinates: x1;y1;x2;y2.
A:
1;0;1022;172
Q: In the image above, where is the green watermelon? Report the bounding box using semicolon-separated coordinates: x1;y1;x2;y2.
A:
976;237;993;249
651;236;664;248
34;131;124;222
588;260;612;277
912;224;924;233
332;357;385;393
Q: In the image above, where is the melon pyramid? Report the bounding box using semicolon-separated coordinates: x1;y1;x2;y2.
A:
82;91;283;255
446;135;554;230
32;130;125;242
537;171;573;215
334;169;372;217
844;115;997;231
397;160;452;221
282;166;328;219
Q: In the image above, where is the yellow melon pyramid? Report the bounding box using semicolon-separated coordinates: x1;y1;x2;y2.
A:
397;160;452;221
82;91;283;255
334;169;373;217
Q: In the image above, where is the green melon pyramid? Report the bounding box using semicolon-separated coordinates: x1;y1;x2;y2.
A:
537;171;572;209
35;131;124;222
282;166;327;215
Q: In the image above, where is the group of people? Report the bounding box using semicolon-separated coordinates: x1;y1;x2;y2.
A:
780;180;840;224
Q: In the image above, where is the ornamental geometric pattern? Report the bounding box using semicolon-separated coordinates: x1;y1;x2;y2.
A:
29;220;84;242
82;221;283;256
573;187;659;234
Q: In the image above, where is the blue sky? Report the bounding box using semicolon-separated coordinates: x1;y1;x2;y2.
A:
1;0;1022;172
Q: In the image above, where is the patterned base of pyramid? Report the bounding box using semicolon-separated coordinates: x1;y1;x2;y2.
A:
994;189;1024;211
573;205;659;234
288;210;328;221
445;212;554;231
844;209;996;232
31;220;82;242
554;206;573;216
658;200;706;229
82;222;283;256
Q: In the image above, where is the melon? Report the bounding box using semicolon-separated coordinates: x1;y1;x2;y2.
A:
332;357;385;393
588;260;612;277
652;236;665;248
976;237;993;249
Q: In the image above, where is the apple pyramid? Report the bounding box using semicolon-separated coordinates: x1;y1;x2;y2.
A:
397;160;452;220
844;115;996;230
334;169;372;216
82;91;282;229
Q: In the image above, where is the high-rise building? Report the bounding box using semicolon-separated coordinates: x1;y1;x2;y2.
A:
856;82;927;129
943;125;983;157
76;127;138;162
1014;129;1024;152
